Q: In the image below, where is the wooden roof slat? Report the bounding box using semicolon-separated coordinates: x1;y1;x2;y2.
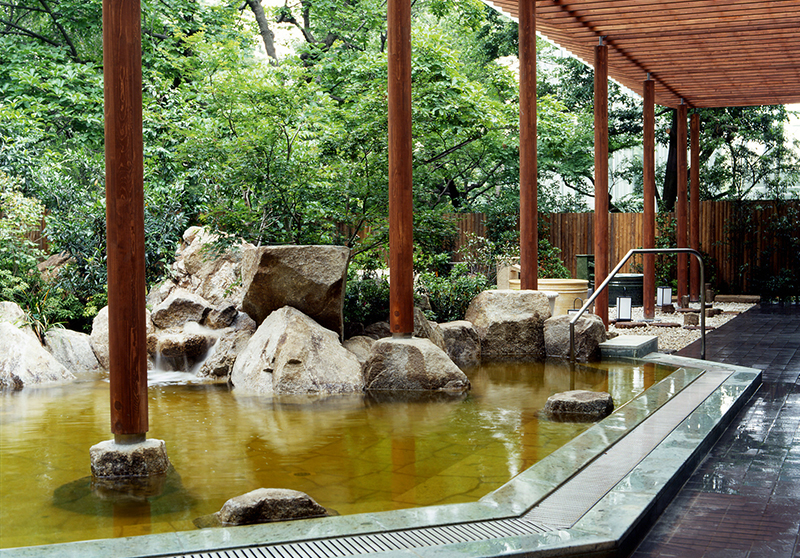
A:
482;0;800;108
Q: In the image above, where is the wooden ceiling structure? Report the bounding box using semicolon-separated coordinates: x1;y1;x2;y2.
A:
483;0;800;109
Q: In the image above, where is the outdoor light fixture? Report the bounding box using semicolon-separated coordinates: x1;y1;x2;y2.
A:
657;286;672;307
617;296;632;322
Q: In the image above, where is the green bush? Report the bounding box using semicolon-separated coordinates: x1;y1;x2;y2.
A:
343;268;390;327
416;263;492;323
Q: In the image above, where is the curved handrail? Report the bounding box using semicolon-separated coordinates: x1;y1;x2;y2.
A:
569;248;705;362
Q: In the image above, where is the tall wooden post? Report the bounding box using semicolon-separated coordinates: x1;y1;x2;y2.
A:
594;41;609;326
690;113;701;301
387;0;413;335
676;103;688;304
104;0;148;439
643;77;656;319
519;0;537;290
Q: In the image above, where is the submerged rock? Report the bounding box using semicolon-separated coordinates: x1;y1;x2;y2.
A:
465;290;551;359
362;337;470;392
240;245;350;337
231;306;363;395
217;488;327;526
543;313;606;361
543;390;614;421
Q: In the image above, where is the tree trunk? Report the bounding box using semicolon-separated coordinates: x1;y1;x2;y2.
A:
662;109;678;211
245;0;278;62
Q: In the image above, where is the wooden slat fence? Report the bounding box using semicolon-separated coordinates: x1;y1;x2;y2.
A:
450;199;799;294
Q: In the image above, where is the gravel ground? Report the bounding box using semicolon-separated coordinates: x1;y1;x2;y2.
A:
607;301;756;353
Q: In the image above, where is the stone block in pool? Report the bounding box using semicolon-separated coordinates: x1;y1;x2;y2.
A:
599;335;658;359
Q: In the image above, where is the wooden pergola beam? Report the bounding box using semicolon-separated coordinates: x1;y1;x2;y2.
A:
643;77;655;319
518;0;537;291
387;0;413;335
676;103;688;304
103;0;148;439
690;113;701;301
594;42;609;326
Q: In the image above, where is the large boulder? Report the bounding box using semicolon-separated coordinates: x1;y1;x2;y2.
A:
362;337;470;392
197;312;257;378
217;488;327;526
44;328;102;378
440;320;481;367
147;227;251;308
342;335;375;365
544;313;607;361
413;307;445;350
0;301;36;339
0;322;76;389
231;306;362;395
151;289;212;329
89;306;111;370
464;290;551;359
240;245;350;337
152;324;216;372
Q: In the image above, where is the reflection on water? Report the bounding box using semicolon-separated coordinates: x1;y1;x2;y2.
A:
0;359;672;548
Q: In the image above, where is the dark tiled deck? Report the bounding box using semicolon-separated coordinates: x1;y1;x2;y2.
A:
630;303;800;558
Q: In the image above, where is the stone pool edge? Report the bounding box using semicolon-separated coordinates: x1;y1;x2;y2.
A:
0;353;761;558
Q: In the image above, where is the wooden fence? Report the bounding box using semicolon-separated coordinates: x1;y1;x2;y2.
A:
450;199;799;294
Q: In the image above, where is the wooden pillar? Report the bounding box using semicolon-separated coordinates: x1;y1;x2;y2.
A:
594;42;609;326
103;0;148;437
643;77;655;319
519;0;537;290
690;113;701;301
676;103;688;304
387;0;413;334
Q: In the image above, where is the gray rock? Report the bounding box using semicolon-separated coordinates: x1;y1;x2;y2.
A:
240;245;350;337
0;322;76;389
197;313;257;378
90;306;110;370
231;306;363;395
364;321;391;340
89;439;170;478
684;312;700;326
36;251;73;283
342;335;375;365
464;290;551;359
440;320;481;367
205;303;238;329
543;313;606;361
413;307;446;350
44;328;102;378
543;390;614;421
156;326;215;360
217;488;327;526
0;301;36;339
363;337;470;392
151;288;212;329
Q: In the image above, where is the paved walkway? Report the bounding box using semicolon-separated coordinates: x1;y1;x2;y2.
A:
630;303;800;558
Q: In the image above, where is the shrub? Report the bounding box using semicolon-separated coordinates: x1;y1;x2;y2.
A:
416;263;492;323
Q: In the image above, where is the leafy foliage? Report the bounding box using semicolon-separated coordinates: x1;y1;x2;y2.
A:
416;263;491;322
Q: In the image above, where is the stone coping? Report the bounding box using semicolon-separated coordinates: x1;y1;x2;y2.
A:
0;353;761;558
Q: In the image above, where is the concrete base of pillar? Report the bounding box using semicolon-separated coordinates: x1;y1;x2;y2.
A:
90;438;170;479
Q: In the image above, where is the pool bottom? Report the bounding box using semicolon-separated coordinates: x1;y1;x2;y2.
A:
0;353;761;558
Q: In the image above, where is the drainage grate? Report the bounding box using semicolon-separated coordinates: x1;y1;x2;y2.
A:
165;369;731;558
176;518;556;558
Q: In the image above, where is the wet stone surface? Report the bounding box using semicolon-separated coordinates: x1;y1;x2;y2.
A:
631;304;800;558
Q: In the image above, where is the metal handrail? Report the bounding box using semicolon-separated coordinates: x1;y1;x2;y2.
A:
569;248;705;362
